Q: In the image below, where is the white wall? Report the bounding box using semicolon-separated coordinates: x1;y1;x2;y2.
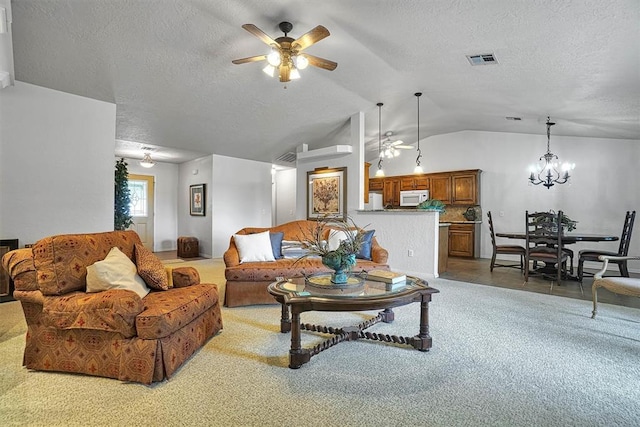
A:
178;156;213;257
211;155;272;258
275;168;297;225
0;82;115;245
368;130;640;271
125;159;179;252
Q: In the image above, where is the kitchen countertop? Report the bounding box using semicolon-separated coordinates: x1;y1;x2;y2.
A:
357;209;482;223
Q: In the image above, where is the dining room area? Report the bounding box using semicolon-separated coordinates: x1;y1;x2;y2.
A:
451;208;640;312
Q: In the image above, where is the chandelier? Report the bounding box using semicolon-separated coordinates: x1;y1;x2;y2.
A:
528;117;575;189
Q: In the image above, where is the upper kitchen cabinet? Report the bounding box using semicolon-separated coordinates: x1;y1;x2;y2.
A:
428;174;452;204
383;178;400;207
369;178;384;192
400;176;429;191
451;170;481;205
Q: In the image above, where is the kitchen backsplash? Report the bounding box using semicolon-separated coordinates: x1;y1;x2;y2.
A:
439;205;483;222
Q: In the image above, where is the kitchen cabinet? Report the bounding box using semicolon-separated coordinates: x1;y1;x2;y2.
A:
429;174;452;204
369;178;384;192
400;176;429;191
448;223;479;258
383;178;400;207
452;170;480;205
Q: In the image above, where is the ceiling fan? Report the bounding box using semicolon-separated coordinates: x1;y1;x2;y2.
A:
380;131;413;158
232;21;338;83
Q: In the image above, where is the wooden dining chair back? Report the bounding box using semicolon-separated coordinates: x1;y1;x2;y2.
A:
524;210;568;292
591;255;640;318
577;210;636;282
487;211;526;272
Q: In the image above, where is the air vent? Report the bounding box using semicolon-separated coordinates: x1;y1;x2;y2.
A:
466;53;498;66
276;151;297;163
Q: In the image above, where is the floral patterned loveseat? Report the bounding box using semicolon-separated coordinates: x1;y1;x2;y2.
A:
223;220;389;307
1;230;223;384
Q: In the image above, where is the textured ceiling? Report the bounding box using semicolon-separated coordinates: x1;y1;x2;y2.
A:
10;0;640;164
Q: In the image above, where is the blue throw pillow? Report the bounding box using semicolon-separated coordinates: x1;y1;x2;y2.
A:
356;230;376;260
269;232;284;259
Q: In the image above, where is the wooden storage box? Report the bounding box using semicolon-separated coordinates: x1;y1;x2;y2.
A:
177;236;199;258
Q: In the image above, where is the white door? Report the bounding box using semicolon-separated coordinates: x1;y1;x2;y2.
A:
128;174;155;251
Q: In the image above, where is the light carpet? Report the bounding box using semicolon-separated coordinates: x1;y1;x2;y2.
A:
1;259;639;426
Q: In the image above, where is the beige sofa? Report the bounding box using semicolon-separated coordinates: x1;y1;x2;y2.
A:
2;230;223;384
223;220;389;307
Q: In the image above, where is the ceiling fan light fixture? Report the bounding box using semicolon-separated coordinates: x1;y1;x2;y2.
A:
293;54;309;70
140;153;155;168
266;48;281;66
290;67;301;80
262;64;276;77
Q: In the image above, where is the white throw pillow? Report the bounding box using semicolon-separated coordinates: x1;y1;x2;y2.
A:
328;230;356;251
234;231;276;263
86;246;150;299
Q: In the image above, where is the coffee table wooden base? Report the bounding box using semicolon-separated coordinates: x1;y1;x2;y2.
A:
280;302;433;369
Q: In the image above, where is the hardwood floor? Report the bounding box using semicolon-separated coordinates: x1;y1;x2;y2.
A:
440;257;640;310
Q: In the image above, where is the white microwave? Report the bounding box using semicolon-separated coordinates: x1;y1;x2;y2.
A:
400;190;429;207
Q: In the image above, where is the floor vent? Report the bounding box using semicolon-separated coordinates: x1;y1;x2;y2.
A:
276;151;297;163
466;53;498;66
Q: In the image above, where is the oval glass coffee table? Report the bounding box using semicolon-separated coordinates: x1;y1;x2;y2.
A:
267;274;439;369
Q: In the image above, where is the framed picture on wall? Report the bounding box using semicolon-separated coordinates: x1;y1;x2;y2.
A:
307;167;347;220
190;184;206;216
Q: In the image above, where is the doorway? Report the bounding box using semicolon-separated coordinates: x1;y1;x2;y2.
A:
128;174;155;251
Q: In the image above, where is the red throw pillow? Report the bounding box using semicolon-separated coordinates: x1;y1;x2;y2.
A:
134;243;169;291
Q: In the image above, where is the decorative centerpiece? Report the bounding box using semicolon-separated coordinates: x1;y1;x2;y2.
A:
297;216;367;285
534;210;578;233
416;199;446;213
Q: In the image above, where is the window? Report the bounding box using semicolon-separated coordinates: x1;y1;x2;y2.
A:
128;180;148;217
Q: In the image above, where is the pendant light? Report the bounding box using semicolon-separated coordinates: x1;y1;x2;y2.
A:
414;92;423;174
375;102;385;177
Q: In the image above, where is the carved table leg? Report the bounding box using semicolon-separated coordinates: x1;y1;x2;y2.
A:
289;310;310;369
412;297;432;351
279;303;291;333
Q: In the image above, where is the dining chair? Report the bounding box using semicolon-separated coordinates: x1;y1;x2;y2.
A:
591;255;640;319
487;211;526;272
577;210;636;282
524;210;569;292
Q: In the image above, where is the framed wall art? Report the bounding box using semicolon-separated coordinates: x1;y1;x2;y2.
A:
190;184;206;216
307;167;347;220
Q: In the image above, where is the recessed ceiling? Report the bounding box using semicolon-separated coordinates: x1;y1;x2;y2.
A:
9;0;640;165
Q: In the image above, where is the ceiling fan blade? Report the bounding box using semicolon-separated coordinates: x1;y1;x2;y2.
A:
396;145;414;149
304;54;338;71
232;54;267;65
390;140;405;146
241;24;278;46
293;25;330;51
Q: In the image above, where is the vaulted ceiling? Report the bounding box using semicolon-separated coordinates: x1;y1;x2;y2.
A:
10;0;640;164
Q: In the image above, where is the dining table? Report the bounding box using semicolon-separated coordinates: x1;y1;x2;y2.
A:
495;232;619;244
495;232;619;281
